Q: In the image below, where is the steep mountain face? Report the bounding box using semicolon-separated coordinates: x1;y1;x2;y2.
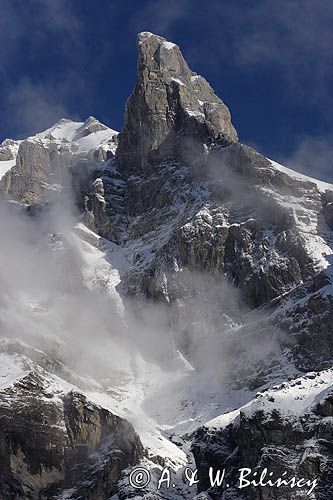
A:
0;32;333;499
0;117;117;204
0;360;142;500
116;34;333;372
192;369;333;500
116;32;237;173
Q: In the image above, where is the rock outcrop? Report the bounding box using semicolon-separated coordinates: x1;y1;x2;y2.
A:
116;32;237;173
83;159;128;243
0;139;19;160
321;190;333;229
192;370;333;499
0;367;143;499
1;31;333;500
100;34;333;375
1;138;73;203
0;117;118;204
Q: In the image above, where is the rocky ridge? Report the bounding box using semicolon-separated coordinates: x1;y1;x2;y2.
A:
0;353;142;500
0;117;118;204
0;32;333;499
116;32;237;174
192;369;333;499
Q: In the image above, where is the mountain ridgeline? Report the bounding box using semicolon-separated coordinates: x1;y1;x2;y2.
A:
0;32;333;499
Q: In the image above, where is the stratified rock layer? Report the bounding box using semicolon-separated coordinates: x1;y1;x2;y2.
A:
1;31;333;500
0;369;142;499
0;117;118;204
192;370;333;499
116;32;237;173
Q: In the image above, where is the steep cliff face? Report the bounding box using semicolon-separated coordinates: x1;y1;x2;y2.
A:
0;117;118;204
95;32;333;374
192;369;333;499
1;31;333;500
114;33;333;498
0;357;142;500
116;32;237;174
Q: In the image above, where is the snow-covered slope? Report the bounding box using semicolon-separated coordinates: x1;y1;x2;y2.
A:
268;158;333;193
1;32;333;500
263;158;333;272
206;368;333;430
0;116;119;204
0;159;15;179
0;116;118;182
33;116;118;153
0;138;21;179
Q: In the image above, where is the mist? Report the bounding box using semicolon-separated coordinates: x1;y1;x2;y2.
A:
0;199;129;378
0;194;282;395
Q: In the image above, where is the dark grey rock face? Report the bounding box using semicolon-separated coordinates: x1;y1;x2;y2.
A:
1;139;73;203
271;269;333;371
83;159;128;243
116;32;237;174
112;34;324;321
0;370;143;500
119;142;320;311
1;31;333;500
192;373;333;500
0;117;118;205
321;190;333;229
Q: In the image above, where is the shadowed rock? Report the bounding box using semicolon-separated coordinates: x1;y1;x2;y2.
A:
0;370;143;499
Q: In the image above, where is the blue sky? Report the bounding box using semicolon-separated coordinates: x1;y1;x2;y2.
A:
0;0;332;179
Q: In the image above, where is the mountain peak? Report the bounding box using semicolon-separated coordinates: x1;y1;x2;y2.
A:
137;31;177;50
0;115;118;203
54;117;73;124
117;33;238;173
83;115;100;125
137;31;164;42
74;116;109;140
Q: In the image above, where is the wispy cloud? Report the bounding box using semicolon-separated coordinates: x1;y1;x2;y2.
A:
134;0;333;109
133;0;191;34
0;0;82;70
6;79;79;138
283;135;333;182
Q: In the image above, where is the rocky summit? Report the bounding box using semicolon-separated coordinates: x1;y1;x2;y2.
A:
117;32;237;173
0;32;332;499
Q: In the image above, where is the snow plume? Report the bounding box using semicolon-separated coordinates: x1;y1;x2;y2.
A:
204;145;264;212
0;199;282;390
120;264;284;403
0;199;131;379
0;196;188;383
0;147;289;421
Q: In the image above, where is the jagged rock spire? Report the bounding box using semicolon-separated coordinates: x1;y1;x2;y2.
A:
116;32;238;173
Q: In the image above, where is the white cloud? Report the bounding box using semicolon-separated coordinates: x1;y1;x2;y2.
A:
133;0;191;34
282;135;333;182
6;78;82;138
